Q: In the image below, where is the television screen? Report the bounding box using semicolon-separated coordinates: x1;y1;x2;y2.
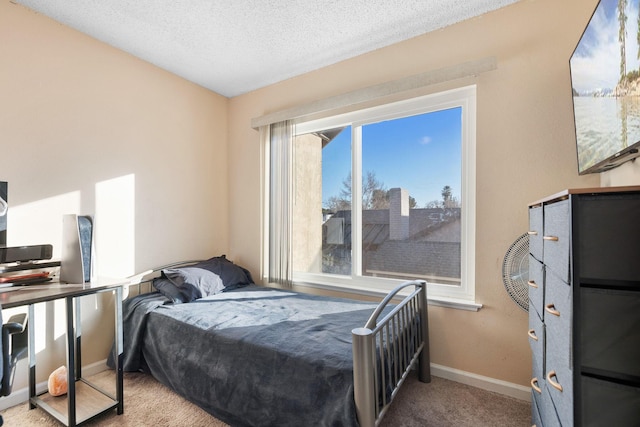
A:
570;0;640;174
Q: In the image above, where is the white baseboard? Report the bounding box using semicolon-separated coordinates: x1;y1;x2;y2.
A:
0;359;109;411
430;363;531;402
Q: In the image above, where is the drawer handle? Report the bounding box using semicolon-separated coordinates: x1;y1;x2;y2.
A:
530;377;541;394
543;235;559;242
527;329;538;341
527;231;538;236
546;371;563;392
528;280;538;289
545;303;560;317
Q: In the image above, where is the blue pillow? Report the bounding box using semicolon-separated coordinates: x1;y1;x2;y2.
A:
195;255;254;290
153;267;224;303
153;256;253;303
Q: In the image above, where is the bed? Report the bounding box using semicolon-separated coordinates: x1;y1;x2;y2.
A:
109;256;431;427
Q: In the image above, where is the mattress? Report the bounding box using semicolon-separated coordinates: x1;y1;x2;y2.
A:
113;284;388;427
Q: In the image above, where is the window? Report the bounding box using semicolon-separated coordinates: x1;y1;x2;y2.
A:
288;86;476;302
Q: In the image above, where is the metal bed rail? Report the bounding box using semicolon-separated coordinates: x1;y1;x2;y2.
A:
123;260;202;298
352;280;431;427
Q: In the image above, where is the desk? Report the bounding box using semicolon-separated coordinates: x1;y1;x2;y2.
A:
0;278;125;426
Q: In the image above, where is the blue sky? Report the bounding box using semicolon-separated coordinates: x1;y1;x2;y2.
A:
571;0;640;93
321;107;462;208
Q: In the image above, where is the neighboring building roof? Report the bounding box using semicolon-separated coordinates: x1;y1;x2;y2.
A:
329;208;460;248
323;208;461;280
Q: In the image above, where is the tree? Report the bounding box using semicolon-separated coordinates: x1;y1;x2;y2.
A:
441;185;452;204
362;172;388;210
619;0;628;81
325;171;417;211
326;171;388;211
325;173;352;211
637;3;640;60
441;185;462;208
425;185;460;208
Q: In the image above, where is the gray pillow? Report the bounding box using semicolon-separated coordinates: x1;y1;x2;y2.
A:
153;267;224;303
194;255;254;290
153;256;253;303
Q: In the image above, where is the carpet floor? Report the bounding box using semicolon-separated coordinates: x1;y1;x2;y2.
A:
1;370;531;426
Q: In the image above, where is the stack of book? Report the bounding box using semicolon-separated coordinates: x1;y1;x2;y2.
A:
0;261;60;288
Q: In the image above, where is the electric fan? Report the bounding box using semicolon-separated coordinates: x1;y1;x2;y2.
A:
501;233;529;312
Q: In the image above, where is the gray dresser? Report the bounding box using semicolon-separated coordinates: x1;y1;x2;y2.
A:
527;187;640;426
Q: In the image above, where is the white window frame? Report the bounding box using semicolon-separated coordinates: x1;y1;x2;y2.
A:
287;85;477;308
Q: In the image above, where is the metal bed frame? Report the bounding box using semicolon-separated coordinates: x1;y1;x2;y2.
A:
125;262;431;427
353;279;431;426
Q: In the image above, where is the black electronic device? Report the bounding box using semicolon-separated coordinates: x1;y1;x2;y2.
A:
0;244;53;264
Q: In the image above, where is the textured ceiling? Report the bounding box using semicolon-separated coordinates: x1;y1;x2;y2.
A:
16;0;520;97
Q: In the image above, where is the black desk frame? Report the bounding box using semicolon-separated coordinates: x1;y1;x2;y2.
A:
2;280;123;426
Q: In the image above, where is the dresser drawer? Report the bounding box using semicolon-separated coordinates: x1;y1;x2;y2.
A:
529;205;543;262
544;270;572;351
531;389;542;427
529;306;545;378
581;376;640;427
543;199;571;283
528;256;544;319
576;194;640;283
542;387;562;427
580;288;640;378
531;385;561;427
544;270;573;427
531;390;542;427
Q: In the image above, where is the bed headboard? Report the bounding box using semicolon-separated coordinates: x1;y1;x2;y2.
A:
124;260;202;299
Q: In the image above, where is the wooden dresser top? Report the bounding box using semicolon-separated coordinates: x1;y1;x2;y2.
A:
529;185;640;207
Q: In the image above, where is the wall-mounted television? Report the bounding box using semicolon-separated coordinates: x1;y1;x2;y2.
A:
570;0;640;174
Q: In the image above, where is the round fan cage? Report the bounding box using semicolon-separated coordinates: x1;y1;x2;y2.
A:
502;233;529;312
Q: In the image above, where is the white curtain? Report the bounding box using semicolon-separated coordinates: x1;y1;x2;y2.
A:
264;120;294;288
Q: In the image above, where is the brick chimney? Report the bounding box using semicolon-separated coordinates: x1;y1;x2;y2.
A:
389;188;409;240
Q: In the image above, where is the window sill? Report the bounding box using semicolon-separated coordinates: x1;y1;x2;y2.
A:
292;280;482;312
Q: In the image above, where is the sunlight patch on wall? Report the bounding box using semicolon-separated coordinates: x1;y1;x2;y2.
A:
95;174;135;279
51;298;66;347
30;298;67;355
2;176;135;356
6;191;81;258
2;191;80;354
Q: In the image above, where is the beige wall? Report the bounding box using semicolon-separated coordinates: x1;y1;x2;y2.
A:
602;157;640;185
0;2;228;391
228;0;607;387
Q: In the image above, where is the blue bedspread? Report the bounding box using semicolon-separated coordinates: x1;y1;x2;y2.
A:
112;284;387;427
